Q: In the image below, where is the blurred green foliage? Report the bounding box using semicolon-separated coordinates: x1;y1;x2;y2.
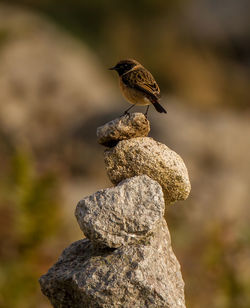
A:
0;29;9;50
168;209;250;308
202;224;250;308
0;151;61;308
2;0;181;37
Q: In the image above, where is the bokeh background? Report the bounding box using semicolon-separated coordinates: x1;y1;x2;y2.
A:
0;1;249;307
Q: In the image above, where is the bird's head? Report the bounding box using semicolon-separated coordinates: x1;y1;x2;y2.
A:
109;59;139;76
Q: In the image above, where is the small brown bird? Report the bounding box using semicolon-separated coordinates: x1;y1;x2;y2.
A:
109;59;167;116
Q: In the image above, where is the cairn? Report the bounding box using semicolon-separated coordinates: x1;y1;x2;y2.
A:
39;113;191;308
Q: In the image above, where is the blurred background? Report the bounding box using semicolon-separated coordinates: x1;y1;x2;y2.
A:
0;1;249;307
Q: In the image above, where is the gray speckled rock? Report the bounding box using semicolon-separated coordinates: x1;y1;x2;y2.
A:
104;137;191;203
39;219;186;308
97;113;150;147
75;175;164;248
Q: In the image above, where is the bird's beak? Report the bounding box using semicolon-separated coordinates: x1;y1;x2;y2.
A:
109;66;116;70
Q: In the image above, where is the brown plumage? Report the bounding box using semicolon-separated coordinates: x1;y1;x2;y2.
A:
109;59;167;115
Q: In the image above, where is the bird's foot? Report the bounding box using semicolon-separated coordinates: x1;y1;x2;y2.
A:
144;106;150;118
121;111;130;117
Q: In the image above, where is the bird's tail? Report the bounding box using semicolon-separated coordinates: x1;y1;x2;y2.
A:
153;101;167;113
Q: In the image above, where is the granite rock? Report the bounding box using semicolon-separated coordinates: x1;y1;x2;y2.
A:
75;175;164;248
97;113;150;147
39;219;186;308
104;137;191;203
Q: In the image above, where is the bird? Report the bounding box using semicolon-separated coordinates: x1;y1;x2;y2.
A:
109;59;167;116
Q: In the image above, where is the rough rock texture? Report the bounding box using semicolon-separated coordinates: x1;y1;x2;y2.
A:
104;137;191;203
97;113;150;147
39;114;189;307
39;219;185;308
75;175;164;248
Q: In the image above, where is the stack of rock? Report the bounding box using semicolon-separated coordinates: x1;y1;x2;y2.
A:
39;113;191;308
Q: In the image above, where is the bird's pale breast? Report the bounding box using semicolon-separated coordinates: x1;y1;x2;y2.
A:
119;79;151;106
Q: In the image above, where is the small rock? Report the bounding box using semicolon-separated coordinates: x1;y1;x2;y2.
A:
104;137;191;203
39;219;186;308
75;175;164;248
97;113;150;147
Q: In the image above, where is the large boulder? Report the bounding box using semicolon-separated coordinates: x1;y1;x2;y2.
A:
75;175;164;248
39;219;185;308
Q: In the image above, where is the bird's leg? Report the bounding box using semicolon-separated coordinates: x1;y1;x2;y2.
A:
144;105;150;118
122;104;136;116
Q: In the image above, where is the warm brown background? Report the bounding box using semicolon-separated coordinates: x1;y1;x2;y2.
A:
0;1;249;307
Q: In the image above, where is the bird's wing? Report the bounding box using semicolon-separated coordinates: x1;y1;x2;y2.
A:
122;67;160;101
